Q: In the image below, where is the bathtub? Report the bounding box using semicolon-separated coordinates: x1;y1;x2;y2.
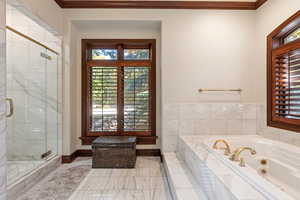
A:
178;135;299;200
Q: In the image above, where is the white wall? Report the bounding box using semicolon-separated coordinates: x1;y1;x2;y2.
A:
69;24;79;154
69;20;161;150
62;9;256;153
6;4;61;52
255;0;300;102
3;0;299;155
8;0;63;35
255;0;300;147
0;0;5;199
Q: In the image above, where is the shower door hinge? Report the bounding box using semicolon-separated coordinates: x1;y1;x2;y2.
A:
40;52;52;60
41;150;52;159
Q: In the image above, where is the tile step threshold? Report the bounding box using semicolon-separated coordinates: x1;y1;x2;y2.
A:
163;152;208;200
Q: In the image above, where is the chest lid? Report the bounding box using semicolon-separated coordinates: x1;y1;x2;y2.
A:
92;136;137;148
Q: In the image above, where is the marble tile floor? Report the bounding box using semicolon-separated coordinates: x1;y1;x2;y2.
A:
15;157;173;200
16;158;91;200
7;160;45;186
69;157;173;200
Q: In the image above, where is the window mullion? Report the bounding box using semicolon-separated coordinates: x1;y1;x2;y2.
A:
117;45;125;135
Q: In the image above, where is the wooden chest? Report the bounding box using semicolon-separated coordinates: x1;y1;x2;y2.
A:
92;136;137;168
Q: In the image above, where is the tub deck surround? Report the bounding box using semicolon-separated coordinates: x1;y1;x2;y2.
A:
177;135;265;200
163;152;208;200
177;135;297;200
206;136;300;199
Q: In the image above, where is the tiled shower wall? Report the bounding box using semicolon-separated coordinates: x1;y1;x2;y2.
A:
162;103;258;152
5;4;62;160
0;0;6;199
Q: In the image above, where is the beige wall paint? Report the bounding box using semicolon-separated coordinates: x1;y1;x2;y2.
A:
63;9;257;104
255;0;300;103
70;21;161;150
62;9;256;154
9;0;63;35
13;0;300;154
69;23;80;154
255;0;300;146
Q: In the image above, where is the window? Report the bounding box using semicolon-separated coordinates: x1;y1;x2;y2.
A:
81;39;156;144
267;11;300;132
92;49;117;60
124;49;150;60
284;27;300;44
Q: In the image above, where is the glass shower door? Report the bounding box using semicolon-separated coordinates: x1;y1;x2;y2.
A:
6;29;47;184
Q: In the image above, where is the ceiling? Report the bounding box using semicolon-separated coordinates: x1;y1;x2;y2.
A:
54;0;268;9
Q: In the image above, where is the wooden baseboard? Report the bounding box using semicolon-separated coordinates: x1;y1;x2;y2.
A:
62;149;161;163
136;149;161;157
61;151;77;163
76;149;93;157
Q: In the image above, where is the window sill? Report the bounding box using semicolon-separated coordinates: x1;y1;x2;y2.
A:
79;136;157;145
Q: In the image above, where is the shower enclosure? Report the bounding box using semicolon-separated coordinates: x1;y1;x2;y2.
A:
6;27;60;185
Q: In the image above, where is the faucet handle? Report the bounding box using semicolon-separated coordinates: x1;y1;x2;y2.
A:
224;148;230;156
239;158;246;167
229;153;236;161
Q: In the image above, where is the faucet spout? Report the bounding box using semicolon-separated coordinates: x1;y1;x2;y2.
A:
212;139;231;156
229;147;257;167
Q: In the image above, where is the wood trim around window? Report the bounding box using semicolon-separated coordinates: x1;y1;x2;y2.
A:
54;0;268;10
267;10;300;133
81;39;157;145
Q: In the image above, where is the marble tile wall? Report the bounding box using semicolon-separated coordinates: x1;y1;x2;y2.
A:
6;4;61;54
257;104;300;148
6;4;62;161
0;0;6;199
162;103;259;152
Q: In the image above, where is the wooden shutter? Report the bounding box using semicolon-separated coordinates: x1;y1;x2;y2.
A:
267;11;300;132
124;67;151;133
272;46;300;125
90;66;118;133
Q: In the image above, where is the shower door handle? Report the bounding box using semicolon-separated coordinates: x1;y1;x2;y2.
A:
6;98;14;118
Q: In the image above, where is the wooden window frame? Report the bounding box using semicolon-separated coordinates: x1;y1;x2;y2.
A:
267;11;300;132
81;39;156;145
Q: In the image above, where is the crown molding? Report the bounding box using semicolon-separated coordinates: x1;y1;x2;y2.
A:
54;0;268;10
255;0;268;9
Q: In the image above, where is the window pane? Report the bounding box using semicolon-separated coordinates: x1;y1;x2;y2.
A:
124;67;150;131
124;49;150;60
90;67;118;132
284;28;300;44
92;49;117;60
274;49;300;120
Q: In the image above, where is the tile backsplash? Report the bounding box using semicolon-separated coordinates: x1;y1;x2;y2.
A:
162;103;259;152
162;102;300;153
257;104;300;148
